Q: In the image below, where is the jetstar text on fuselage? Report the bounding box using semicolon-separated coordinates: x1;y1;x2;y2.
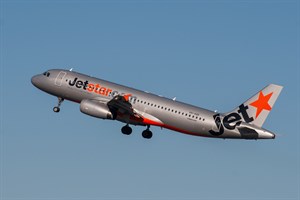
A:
68;77;137;103
209;104;254;136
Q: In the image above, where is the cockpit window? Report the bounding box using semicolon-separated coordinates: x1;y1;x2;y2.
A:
43;71;50;77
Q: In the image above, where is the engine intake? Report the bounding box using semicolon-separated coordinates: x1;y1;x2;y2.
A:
80;99;115;120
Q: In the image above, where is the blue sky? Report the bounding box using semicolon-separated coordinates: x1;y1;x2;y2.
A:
1;1;299;200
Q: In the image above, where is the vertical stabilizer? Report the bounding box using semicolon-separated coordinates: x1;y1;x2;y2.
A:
226;84;283;127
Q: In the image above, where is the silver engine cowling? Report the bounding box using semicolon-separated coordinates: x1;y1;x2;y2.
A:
80;99;115;119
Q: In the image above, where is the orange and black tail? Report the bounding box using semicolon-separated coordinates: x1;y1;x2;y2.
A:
225;84;283;127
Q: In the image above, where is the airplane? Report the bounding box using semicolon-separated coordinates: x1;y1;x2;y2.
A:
31;69;283;140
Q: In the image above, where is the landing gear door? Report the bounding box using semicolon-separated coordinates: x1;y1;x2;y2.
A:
55;71;67;86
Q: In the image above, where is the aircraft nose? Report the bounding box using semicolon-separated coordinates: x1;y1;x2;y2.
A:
31;75;41;88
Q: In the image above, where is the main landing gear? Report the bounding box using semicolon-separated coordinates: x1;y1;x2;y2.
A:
53;97;64;113
121;125;153;139
142;126;152;139
121;125;132;135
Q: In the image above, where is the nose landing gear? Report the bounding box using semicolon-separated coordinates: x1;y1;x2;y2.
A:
53;97;64;113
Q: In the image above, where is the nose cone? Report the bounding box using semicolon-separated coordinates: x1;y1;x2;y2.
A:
31;75;42;88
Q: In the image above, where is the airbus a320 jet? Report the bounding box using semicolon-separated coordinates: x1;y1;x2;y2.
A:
31;69;283;140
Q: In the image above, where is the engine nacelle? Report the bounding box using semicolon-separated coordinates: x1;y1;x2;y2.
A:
80;99;115;120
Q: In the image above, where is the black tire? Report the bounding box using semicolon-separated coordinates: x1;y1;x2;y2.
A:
121;125;132;135
53;107;60;113
142;130;152;139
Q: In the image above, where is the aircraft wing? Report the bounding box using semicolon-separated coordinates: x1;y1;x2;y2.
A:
107;95;163;126
107;95;142;118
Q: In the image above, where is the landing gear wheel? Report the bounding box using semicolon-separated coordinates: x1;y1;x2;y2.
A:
142;130;153;139
121;125;132;135
53;107;60;113
53;97;64;113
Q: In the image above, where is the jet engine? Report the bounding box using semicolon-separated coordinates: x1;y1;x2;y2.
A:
80;99;115;120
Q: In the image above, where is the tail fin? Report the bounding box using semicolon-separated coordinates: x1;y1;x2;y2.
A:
225;84;283;127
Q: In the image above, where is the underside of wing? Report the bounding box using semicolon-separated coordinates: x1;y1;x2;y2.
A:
107;95;164;126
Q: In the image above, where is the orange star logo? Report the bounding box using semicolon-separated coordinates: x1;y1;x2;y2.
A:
123;94;132;101
250;91;273;118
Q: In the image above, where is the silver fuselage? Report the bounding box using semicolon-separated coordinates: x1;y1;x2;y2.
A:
32;69;276;139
